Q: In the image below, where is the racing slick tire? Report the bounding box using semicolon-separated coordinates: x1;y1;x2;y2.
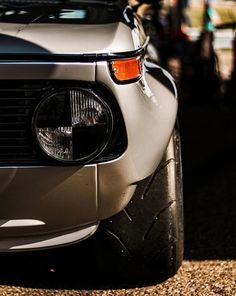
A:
95;128;184;286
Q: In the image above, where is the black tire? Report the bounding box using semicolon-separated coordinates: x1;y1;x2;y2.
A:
95;129;183;286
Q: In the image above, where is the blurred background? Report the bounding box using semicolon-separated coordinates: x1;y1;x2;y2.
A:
132;0;236;261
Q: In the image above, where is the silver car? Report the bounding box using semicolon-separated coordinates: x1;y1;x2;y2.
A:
0;0;183;284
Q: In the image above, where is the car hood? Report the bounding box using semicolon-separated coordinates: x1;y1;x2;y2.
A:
0;21;142;55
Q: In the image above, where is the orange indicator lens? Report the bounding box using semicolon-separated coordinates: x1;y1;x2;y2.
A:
111;57;142;82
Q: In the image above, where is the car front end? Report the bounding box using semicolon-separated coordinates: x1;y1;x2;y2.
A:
0;0;177;251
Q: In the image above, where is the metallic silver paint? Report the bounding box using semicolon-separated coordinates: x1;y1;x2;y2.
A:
0;59;177;249
0;13;178;249
96;62;178;219
0;219;45;227
1;224;98;250
0;58;177;249
0;62;95;81
0;166;98;238
0;22;140;54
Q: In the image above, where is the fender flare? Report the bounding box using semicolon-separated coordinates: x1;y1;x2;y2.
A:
144;60;178;99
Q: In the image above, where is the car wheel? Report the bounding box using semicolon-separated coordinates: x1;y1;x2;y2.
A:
95;128;183;286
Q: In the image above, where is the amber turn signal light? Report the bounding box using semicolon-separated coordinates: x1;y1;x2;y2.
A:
110;57;142;82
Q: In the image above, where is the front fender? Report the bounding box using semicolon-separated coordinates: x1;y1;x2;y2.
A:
96;60;178;219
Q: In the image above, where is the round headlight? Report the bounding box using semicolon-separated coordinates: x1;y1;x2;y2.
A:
34;88;113;163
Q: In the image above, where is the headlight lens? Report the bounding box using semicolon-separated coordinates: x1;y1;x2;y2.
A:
34;88;113;163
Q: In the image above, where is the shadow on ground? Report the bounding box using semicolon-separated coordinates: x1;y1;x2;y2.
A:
0;235;161;290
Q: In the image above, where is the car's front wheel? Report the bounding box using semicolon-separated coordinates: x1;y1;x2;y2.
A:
95;129;183;286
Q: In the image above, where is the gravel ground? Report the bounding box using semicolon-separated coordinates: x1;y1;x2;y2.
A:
0;260;235;295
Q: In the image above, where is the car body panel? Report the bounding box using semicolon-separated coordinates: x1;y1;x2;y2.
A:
0;62;95;81
0;166;98;236
0;22;141;54
0;3;178;250
0;4;144;55
96;62;177;218
0;224;98;250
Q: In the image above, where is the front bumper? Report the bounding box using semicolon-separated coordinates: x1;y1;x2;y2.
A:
0;60;177;250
